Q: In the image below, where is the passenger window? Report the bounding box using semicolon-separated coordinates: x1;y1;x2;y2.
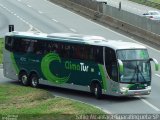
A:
94;47;103;64
33;41;45;55
5;37;14;51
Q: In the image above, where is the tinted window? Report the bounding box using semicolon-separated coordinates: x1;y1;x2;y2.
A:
5;36;104;64
105;47;118;82
12;38;32;53
58;43;103;63
33;40;45;55
5;37;14;51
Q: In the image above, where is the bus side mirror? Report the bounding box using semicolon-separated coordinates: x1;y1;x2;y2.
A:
118;59;123;74
149;58;159;71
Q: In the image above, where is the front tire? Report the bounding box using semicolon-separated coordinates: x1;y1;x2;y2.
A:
90;82;102;99
30;74;39;88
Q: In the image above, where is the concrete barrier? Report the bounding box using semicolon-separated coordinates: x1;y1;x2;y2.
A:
49;0;160;46
49;0;102;19
99;15;160;45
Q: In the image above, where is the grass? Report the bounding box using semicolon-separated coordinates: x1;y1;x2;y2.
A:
129;0;160;9
152;0;160;3
0;38;4;64
0;83;105;120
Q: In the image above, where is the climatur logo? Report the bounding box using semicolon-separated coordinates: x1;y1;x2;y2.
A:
41;53;90;84
65;61;89;72
41;53;70;84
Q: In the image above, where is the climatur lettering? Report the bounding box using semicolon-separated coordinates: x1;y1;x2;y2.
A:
65;61;89;72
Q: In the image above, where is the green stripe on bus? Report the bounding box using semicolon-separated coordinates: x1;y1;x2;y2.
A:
41;53;70;84
10;53;19;74
98;64;107;91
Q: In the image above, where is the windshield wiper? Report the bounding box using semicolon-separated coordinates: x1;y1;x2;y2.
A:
130;64;146;83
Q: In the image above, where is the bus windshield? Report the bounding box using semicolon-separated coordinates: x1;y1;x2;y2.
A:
117;49;151;83
117;49;149;60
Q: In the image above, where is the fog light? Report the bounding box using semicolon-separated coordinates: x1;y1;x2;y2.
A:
120;87;129;93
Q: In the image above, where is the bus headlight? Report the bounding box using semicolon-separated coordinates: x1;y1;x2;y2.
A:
146;86;151;90
120;87;129;93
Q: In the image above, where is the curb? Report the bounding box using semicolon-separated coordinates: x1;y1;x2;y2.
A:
55;95;111;114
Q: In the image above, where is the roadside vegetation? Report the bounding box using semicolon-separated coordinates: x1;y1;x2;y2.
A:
0;38;4;64
129;0;160;9
0;83;105;120
153;0;160;3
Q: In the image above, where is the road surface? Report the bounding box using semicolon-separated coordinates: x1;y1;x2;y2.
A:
0;0;160;114
0;1;29;37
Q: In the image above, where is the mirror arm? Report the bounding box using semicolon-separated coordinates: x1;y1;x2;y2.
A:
118;59;124;73
149;58;159;71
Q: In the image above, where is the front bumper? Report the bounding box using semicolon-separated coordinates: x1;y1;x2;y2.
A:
119;87;151;96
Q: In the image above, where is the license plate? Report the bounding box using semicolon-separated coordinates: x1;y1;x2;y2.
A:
134;92;140;95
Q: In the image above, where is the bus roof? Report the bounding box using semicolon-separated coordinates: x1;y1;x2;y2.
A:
6;32;146;50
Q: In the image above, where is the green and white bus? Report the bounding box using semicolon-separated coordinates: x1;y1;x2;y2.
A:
3;32;159;98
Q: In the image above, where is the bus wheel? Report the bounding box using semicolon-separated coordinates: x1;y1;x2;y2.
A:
19;72;29;86
30;74;39;88
93;83;102;99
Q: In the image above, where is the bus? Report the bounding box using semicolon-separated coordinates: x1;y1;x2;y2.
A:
3;31;159;98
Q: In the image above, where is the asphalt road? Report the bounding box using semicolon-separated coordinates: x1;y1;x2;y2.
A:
0;1;29;37
0;0;160;114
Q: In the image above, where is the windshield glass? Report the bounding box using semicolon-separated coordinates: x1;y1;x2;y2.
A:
117;49;149;60
120;60;151;83
117;49;151;83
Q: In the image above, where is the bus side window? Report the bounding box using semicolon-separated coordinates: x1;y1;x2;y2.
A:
5;37;14;51
46;41;57;53
12;38;22;52
22;39;32;53
33;41;44;55
27;41;34;53
95;47;103;64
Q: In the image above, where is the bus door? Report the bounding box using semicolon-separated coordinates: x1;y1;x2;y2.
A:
105;47;119;93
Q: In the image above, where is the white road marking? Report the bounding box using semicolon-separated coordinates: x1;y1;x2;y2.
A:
52;19;58;22
16;15;20;18
5;8;11;12
140;98;160;111
38;10;43;14
70;28;77;33
155;74;160;78
0;3;41;33
27;5;32;8
27;25;34;32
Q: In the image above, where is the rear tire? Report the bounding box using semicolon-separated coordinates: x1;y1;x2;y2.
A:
30;74;39;88
19;72;29;86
